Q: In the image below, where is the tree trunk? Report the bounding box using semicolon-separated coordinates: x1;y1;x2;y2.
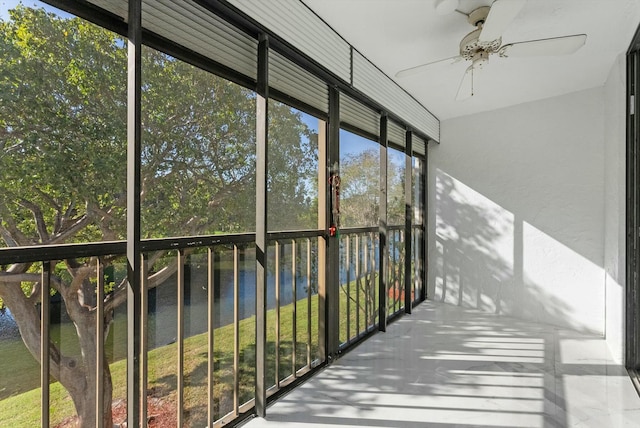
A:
0;257;181;427
66;362;113;428
60;282;114;428
63;318;114;428
0;278;114;428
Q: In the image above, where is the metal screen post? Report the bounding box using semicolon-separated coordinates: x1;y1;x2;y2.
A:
404;131;413;313
317;116;328;361
627;37;640;369
126;0;142;425
255;32;269;417
421;151;428;302
326;87;341;359
379;114;388;331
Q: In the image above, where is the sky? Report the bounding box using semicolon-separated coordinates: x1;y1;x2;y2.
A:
1;0;30;20
298;109;377;158
0;0;71;20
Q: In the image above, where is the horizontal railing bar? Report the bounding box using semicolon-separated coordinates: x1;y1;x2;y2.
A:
338;226;377;234
0;229;329;265
0;241;127;265
387;224;404;231
267;229;323;240
141;233;255;251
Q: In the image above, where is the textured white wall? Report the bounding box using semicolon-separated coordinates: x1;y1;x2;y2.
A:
604;53;627;362
429;88;606;334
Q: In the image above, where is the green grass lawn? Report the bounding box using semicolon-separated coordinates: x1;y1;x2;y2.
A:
0;292;321;427
0;275;383;427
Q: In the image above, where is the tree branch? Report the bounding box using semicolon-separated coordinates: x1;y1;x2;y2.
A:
0;223;20;247
66;265;94;296
0;281;63;376
49;214;91;244
0;203;33;246
0;271;63;299
18;198;50;242
0;271;61;285
103;249;192;313
34;187;61;213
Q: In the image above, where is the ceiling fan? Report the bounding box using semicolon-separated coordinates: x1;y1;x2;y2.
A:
395;0;587;100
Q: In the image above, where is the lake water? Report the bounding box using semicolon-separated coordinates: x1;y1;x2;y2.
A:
0;239;379;349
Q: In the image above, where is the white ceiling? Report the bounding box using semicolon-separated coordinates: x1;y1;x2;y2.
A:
302;0;640;120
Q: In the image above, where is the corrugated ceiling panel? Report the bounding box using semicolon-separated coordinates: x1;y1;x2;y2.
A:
86;0;128;18
85;1;439;144
86;0;257;79
270;51;329;113
388;121;405;149
340;94;379;138
413;135;426;156
143;0;257;79
228;0;350;81
352;51;439;142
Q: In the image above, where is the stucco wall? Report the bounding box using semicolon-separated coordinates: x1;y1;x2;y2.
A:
604;52;627;362
429;88;606;334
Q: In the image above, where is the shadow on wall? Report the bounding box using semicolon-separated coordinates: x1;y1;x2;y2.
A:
429;169;604;334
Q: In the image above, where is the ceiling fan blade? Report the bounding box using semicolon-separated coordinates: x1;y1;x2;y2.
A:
479;0;526;43
456;65;475;101
499;34;587;57
395;55;462;78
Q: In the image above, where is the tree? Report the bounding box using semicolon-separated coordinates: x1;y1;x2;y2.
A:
267;100;318;231
340;148;404;227
339;148;406;326
340;149;380;228
0;6;317;427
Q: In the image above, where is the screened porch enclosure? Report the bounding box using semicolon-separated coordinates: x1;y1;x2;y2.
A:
0;1;434;427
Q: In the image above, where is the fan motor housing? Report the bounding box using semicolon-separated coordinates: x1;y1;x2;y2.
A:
459;29;501;60
459;6;502;61
468;6;490;27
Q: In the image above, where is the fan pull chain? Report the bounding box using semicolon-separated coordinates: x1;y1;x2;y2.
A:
471;66;474;97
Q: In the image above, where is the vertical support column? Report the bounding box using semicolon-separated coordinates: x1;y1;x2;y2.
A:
404;131;413;313
627;50;635;368
629;47;640;368
421;152;428;302
255;32;269;417
41;261;51;428
325;87;341;360
126;0;142;425
379;114;388;331
317;117;328;362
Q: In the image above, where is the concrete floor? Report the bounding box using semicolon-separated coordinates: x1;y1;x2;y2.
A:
243;301;640;428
